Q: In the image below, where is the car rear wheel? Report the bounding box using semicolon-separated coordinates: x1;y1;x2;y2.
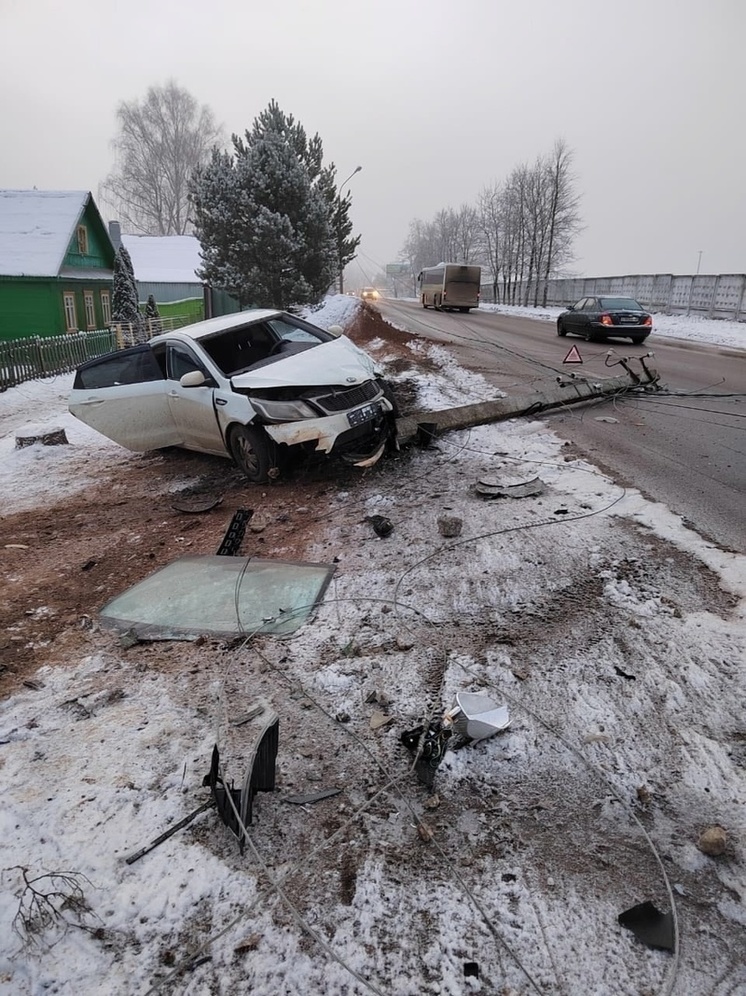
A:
229;424;280;484
557;321;567;337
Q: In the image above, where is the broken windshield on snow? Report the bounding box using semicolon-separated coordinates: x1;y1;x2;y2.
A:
99;555;336;639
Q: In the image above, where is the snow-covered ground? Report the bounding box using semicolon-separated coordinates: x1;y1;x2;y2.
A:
1;297;744;995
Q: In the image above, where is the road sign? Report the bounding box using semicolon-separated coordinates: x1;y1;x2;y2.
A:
386;263;410;275
563;345;583;364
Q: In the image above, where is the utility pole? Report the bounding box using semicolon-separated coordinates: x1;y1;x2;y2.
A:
696;250;703;275
337;166;362;295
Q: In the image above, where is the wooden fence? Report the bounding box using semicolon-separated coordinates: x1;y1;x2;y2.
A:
1;313;200;392
0;329;117;392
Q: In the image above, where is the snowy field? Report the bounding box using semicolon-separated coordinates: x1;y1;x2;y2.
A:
0;297;744;995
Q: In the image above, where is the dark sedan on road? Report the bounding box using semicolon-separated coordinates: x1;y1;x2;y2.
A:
557;296;653;344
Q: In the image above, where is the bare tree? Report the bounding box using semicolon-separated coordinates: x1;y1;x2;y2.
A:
402;139;582;307
540;139;582;305
477;183;504;303
101;81;221;235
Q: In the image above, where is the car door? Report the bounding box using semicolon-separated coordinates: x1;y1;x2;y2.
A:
565;299;585;335
69;345;183;451
164;341;228;455
579;297;597;336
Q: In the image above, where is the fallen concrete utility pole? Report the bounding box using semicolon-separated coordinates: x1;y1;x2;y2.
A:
396;364;659;444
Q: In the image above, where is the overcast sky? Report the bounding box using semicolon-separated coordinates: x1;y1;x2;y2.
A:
2;0;744;283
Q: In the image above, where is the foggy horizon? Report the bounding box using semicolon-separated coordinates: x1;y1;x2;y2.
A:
2;0;743;282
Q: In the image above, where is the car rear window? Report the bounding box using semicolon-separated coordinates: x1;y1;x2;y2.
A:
598;298;643;310
73;347;163;389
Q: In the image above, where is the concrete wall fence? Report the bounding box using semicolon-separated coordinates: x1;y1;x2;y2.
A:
496;274;746;321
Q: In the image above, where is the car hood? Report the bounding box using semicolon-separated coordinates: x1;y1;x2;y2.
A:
231;335;381;389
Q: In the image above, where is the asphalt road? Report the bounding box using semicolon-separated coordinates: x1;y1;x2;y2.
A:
378;298;746;554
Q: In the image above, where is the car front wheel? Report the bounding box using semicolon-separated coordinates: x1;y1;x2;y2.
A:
557;321;567;337
229;424;280;483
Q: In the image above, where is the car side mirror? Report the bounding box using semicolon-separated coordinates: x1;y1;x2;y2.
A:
180;370;207;387
567;304;575;311
327;324;343;337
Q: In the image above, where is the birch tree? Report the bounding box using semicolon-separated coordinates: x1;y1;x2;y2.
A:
101;81;221;235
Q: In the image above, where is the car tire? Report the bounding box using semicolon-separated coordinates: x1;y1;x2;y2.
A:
557;321;567;337
229;424;280;484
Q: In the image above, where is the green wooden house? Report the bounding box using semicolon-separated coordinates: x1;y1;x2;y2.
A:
0;190;116;341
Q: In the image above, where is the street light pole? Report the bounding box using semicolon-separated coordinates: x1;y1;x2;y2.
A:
696;250;703;275
337;166;362;295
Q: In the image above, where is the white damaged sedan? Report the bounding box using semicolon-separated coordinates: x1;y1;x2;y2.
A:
69;310;397;482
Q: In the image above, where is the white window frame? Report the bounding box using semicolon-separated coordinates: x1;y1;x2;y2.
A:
100;290;111;325
83;290;96;330
63;291;78;332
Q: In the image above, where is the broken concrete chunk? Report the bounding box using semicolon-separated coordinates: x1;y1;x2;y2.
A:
417;821;435;843
365;515;393;538
369;710;393;730
438;516;463;538
697;825;727;856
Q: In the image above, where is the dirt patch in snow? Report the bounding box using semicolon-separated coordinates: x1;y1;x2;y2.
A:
1;306;744;996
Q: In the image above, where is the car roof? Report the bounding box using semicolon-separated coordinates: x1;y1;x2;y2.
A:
150;308;283;344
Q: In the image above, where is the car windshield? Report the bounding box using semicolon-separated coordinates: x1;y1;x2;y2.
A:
199;315;332;376
598;298;643;310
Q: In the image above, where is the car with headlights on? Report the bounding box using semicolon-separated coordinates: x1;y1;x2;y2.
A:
69;310;397;483
360;287;380;301
557;296;653;344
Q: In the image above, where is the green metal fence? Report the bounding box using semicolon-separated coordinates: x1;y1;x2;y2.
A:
0;329;117;392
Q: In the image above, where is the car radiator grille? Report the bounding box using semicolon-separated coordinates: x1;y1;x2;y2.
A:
313;380;380;414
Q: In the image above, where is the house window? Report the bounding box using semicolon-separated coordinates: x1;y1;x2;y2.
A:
77;225;88;255
63;292;78;332
101;290;111;325
83;290;96;329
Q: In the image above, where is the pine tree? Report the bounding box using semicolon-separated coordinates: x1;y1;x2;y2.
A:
190;100;358;309
111;245;142;336
144;294;159;319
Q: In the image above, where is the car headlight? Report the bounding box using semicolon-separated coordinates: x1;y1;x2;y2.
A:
250;397;318;421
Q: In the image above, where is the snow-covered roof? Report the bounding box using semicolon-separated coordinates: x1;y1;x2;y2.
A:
0;190;90;277
121;234;203;284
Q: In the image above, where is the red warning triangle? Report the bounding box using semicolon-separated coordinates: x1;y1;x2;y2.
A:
563;345;583;364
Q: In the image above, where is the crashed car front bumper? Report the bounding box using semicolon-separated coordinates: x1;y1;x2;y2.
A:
263;397;394;457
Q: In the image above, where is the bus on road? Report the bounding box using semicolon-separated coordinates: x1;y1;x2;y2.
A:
418;264;481;312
